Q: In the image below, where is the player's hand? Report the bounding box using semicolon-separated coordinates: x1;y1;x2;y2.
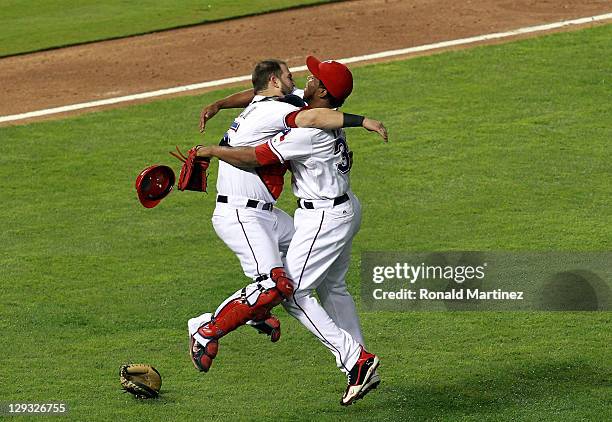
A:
195;145;215;158
363;118;388;142
199;103;220;133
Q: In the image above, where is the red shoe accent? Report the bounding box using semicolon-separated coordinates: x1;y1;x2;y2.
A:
190;336;218;372
189;335;219;372
197;353;213;372
204;340;218;358
350;348;376;386
269;321;281;343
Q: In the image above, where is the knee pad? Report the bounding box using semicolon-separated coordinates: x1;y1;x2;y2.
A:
271;267;294;299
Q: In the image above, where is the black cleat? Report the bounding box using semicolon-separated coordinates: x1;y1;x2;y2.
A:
340;347;380;406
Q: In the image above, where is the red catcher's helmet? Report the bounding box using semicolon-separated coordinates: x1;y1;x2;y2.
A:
135;165;175;208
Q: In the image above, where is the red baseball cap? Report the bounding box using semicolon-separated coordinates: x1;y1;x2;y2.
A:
135;165;175;208
306;56;353;102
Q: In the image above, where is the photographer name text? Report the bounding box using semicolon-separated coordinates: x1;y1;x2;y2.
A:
372;288;524;300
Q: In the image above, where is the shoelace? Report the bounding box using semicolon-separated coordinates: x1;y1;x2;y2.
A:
347;364;360;384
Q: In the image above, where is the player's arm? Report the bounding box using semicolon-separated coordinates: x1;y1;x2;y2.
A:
196;130;308;168
195;145;259;168
293;109;388;141
199;89;256;132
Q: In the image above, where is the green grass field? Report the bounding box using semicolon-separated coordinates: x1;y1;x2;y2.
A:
1;25;611;420
0;0;338;57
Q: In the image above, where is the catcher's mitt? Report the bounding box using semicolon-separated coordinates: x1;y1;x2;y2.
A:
119;364;162;399
170;146;210;192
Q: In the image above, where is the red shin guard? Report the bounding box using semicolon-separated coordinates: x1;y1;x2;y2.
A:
198;267;294;341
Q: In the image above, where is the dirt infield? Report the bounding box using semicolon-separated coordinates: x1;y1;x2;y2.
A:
1;0;611;122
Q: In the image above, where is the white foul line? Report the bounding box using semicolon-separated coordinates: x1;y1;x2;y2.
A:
1;12;611;124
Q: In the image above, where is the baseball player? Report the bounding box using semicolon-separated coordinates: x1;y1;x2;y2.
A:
194;57;385;405
187;59;386;377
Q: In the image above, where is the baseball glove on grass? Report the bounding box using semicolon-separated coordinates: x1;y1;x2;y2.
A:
119;364;162;399
170;146;210;192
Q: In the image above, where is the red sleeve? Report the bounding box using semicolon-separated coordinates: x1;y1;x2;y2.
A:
284;105;311;128
255;143;282;166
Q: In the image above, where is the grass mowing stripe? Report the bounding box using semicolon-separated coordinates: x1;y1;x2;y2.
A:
0;0;339;57
0;26;610;420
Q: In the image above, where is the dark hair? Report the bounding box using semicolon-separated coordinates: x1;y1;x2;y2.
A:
252;59;286;93
319;79;345;108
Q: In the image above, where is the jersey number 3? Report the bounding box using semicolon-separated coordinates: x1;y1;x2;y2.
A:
334;136;353;174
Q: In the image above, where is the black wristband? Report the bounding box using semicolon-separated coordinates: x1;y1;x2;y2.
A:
342;113;365;127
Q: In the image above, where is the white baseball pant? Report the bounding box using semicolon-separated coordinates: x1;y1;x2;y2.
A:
212;197;295;280
282;191;364;374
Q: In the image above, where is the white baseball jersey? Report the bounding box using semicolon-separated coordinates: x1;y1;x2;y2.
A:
256;127;352;200
216;94;302;202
